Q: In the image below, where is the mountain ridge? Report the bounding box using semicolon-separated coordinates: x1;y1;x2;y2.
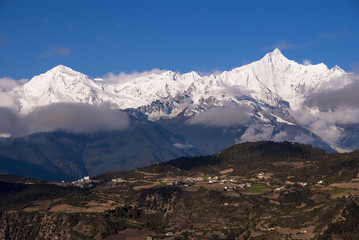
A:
14;48;347;116
1;48;357;155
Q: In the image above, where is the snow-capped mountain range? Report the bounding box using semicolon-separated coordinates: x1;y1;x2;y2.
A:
2;48;358;152
16;48;347;117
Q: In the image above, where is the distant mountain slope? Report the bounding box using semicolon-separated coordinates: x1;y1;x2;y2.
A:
0;118;199;181
159;118;335;154
131;141;359;185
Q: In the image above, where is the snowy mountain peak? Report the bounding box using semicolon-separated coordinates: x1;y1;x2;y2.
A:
261;48;290;64
272;48;282;54
22;65;91;92
18;65;104;113
331;65;345;73
45;65;85;78
50;64;71;71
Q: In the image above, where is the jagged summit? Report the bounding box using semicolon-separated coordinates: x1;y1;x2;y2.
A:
258;48;293;68
23;64;92;89
38;65;84;80
49;64;72;71
260;48;290;62
272;48;282;54
265;48;285;58
44;64;85;77
331;65;345;73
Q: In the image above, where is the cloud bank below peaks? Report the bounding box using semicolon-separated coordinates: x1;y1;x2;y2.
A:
186;103;253;127
0;103;130;137
238;124;315;145
306;77;359;111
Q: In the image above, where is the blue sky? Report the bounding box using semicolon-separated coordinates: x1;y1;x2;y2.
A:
0;0;358;79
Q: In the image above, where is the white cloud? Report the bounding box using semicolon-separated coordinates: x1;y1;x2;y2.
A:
289;108;352;147
186;103;253;127
102;69;166;84
306;76;359;110
0;77;28;91
0;77;28;109
264;40;296;52
302;59;312;66
173;143;194;149
240;125;274;142
239;124;315;145
272;130;288;141
352;63;359;74
41;46;72;57
197;69;222;77
0;93;20;110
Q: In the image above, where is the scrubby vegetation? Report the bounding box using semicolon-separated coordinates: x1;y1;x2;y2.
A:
2;141;359;239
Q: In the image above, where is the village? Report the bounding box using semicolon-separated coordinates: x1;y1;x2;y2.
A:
69;176;99;188
159;171;326;194
108;169;327;197
105;170;336;239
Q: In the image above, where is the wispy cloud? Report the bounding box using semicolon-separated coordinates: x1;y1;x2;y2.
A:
41;46;72;57
290;109;343;145
351;63;359;74
115;22;122;28
306;77;359;110
240;125;274;142
317;32;338;40
318;30;350;41
0;93;20;110
0;77;29;109
186;103;253;127
0;77;28;91
173;143;194;149
239;124;315;145
291;73;359;149
263;40;296;52
302;59;312;66
197;69;222;77
102;69;166;84
95;35;116;46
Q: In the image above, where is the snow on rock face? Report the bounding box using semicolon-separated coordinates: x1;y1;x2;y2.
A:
218;48;341;110
19;65;106;113
16;49;347;119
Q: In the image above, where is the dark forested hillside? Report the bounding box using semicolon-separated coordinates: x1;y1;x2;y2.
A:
2;141;359;239
0;117;199;181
